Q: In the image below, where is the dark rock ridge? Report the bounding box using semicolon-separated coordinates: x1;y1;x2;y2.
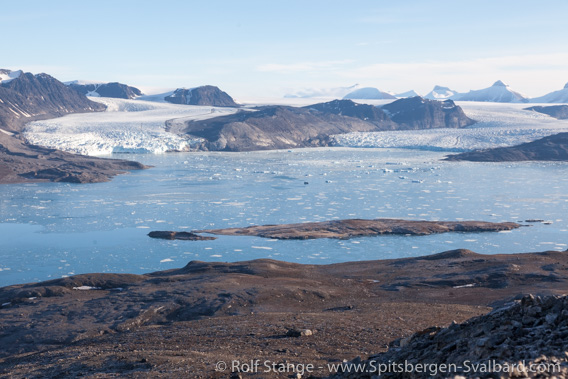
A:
0;70;147;184
526;105;568;120
164;85;237;107
170;97;475;151
381;96;476;129
190;218;520;240
1;248;568;377
148;231;216;241
331;295;568;378
446;132;568;162
67;81;143;99
0;71;106;133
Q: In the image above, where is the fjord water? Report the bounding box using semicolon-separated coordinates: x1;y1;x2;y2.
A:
1;148;567;287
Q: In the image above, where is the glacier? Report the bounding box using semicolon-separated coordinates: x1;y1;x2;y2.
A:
22;96;568;156
332;102;568;151
23;97;239;156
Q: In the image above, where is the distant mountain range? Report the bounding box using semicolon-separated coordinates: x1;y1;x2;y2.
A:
452;81;529;103
168;97;474;151
312;81;568;104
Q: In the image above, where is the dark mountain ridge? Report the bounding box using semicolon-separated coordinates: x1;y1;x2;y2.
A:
525;105;568;120
382;96;475;129
67;81;143;99
446;132;568;162
170;97;475;151
0;72;106;133
164;85;237;107
0;70;146;183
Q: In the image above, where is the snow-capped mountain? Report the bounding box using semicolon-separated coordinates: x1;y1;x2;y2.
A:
453;81;529;103
66;81;143;99
0;69;23;84
530;83;568;103
343;87;396;100
424;85;459;100
395;90;421;98
284;84;360;98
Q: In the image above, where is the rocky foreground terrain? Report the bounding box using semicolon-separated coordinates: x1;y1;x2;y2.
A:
170;97;474;151
0;70;148;183
1;248;567;378
446;132;568;162
331;295;568;378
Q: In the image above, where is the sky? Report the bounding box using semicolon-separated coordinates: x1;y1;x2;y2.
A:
2;0;568;100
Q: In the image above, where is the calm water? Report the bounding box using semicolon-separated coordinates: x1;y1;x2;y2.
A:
1;148;567;287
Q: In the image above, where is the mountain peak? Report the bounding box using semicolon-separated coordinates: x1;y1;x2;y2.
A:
492;80;507;87
433;85;450;90
564;82;568;89
343;87;396;100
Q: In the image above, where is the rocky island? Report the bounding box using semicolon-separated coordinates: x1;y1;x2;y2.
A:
149;218;521;241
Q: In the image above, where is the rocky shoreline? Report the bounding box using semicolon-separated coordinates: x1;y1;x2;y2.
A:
1;248;567;377
148;218;521;241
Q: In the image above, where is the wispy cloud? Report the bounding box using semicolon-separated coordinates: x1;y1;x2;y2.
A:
257;60;354;74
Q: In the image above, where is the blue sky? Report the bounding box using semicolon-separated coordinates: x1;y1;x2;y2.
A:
3;0;568;99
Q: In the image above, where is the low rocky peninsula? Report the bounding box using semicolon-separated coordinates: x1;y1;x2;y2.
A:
149;218;521;241
2;247;566;377
445;132;568;162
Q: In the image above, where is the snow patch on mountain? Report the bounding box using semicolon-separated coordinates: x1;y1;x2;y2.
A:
453;81;528;103
343;87;396;100
395;90;421;98
0;69;23;84
530;83;568;103
332;102;568;151
23;98;239;156
64;80;105;86
424;85;459;100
